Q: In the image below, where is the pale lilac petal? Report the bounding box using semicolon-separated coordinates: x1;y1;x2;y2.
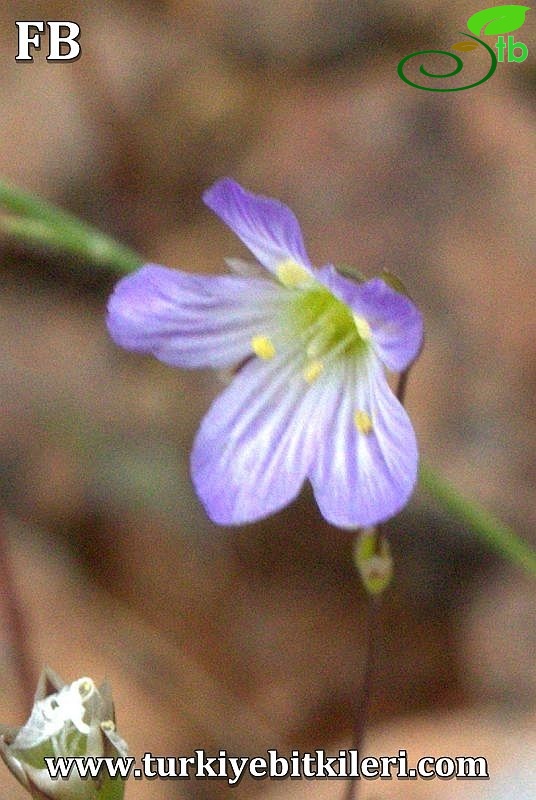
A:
191;354;316;525
317;266;424;372
203;178;313;275
107;264;284;369
308;357;418;528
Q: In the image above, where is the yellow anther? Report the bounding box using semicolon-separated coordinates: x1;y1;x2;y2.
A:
76;678;95;698
276;259;312;288
251;335;276;360
303;359;324;383
101;720;116;732
353;315;371;341
354;410;373;435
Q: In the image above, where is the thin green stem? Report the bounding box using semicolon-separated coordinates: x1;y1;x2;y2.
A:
0;178;142;273
97;778;126;800
419;461;536;577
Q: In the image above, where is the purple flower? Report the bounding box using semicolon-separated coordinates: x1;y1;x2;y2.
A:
107;179;423;528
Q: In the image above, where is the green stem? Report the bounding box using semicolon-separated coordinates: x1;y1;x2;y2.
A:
0;177;535;578
98;778;126;800
419;461;536;577
0;178;142;273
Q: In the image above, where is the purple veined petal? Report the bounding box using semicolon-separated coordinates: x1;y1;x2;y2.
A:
106;263;286;369
191;352;319;525
316;266;424;372
308;356;418;528
203;178;314;278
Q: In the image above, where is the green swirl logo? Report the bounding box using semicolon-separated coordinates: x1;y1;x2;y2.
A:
397;5;530;91
397;33;497;91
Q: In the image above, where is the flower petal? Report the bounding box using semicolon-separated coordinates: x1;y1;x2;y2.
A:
317;267;424;372
107;264;284;369
308;357;418;528
191;354;317;525
203;178;314;276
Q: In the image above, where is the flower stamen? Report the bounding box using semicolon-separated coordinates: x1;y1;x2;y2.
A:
303;359;324;383
276;259;312;288
354;315;371;340
251;335;276;360
303;331;360;380
354;410;373;434
76;679;95;699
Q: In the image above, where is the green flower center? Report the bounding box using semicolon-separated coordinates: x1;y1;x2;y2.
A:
250;263;371;383
290;283;371;378
249;262;375;434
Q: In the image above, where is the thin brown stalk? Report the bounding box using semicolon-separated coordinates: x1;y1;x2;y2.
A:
343;369;410;800
0;511;36;712
342;587;381;800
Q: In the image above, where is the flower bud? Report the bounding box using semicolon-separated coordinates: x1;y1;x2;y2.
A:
353;529;393;596
380;270;410;296
0;668;127;800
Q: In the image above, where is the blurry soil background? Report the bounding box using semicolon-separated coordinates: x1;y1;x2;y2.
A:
0;2;535;799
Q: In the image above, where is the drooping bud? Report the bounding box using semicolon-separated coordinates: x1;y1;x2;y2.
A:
0;668;127;800
353;529;393;596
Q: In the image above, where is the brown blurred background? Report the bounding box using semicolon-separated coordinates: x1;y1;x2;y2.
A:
0;2;535;799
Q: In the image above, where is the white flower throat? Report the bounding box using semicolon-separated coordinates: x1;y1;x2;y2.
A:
250;260;374;434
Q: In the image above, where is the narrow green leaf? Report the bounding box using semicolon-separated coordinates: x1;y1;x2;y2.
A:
0;179;143;274
419;462;536;577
